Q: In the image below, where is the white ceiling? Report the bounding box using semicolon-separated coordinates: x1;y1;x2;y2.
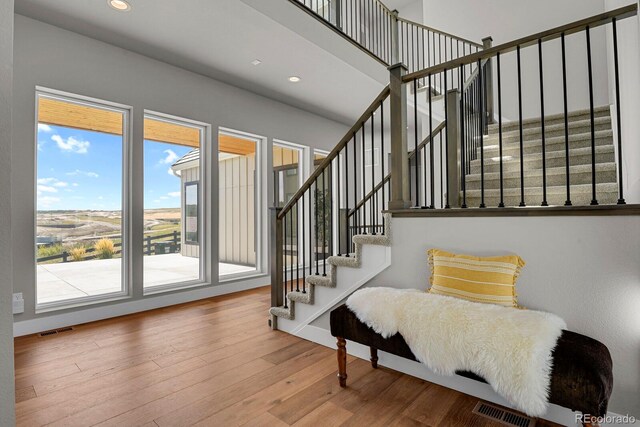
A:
14;0;388;125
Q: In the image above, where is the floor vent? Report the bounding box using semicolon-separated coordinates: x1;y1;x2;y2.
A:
39;326;74;337
473;401;536;427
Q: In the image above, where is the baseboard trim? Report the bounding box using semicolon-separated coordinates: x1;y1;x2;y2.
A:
294;324;609;426
13;278;268;337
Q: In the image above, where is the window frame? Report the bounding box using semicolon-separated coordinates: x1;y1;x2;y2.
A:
183;181;200;245
142;111;209;295
34;87;133;313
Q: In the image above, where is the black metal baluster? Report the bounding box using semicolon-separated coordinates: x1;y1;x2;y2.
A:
586;26;598;205
414;78;419;207
370;112;376;234
478;59;486;208
538;39;548;206
295;202;300;291
612;18;625;205
308;189;312;279
322;169;327;276
336;152;341;256
283;210;288;305
353;132;357;239
460;64;467;208
345;139;350;255
561;33;571;206
428;73;434;208
517;45;525;206
423;128;428;208
302;193;306;292
497;52;505;207
444;68;450;208
329;161;333;260
314;178;319;275
439;130;443;209
361;124;367;233
380;99;385;233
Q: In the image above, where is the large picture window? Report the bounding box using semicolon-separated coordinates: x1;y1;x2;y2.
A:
143;113;205;291
35;90;128;308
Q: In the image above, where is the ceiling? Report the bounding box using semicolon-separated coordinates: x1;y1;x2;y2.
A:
14;0;388;125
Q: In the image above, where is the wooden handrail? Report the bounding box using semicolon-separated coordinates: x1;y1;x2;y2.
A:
277;86;391;219
402;3;638;83
348;120;446;216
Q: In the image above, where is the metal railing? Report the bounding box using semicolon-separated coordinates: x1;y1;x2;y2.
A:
400;4;637;209
288;0;483;70
271;86;390;314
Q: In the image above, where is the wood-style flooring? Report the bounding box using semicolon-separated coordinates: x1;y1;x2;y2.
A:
14;286;560;426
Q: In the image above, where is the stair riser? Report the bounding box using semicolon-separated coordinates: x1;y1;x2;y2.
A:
476;133;612;158
482;122;611;145
487;109;610;133
462;191;619;207
465;170;617;190
469;151;615;173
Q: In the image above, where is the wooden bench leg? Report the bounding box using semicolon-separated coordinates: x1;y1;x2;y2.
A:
337;337;347;387
370;347;378;369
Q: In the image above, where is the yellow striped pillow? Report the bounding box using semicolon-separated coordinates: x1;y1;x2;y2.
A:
427;249;525;307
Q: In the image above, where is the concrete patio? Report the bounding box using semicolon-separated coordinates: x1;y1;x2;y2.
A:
37;254;256;304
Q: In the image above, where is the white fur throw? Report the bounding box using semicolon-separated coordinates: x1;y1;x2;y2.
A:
346;287;566;416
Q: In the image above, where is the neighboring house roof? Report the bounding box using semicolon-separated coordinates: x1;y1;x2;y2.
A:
171;149;200;173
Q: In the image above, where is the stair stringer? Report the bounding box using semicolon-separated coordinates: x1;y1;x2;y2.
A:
270;214;392;334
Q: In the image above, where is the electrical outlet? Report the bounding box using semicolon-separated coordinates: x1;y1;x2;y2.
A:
13;293;24;314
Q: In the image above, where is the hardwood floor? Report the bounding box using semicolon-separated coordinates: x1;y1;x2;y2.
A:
15;286;560;427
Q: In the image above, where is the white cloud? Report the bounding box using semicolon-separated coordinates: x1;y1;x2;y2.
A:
66;170;99;178
97;196;104;200
159;149;179;165
52;135;90;154
37;177;68;188
167;191;180;197
38;196;61;208
167;167;176;176
159;196;169;200
72;183;80;187
37;185;58;195
38;124;52;133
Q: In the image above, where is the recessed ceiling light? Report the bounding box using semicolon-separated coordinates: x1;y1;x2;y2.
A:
251;59;262;66
288;76;301;83
108;0;131;12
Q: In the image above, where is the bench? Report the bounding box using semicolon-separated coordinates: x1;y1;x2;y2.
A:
330;304;613;427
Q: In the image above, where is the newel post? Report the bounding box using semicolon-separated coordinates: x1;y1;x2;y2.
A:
388;63;411;210
270;207;284;320
446;89;461;208
482;36;495;129
391;10;400;64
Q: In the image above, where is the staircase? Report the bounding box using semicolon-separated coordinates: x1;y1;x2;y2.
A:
269;216;391;332
270;2;637;331
464;107;619;207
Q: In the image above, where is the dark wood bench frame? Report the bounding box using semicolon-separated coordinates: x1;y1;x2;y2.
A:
330;304;613;427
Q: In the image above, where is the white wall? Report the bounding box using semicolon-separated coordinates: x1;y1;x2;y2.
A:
0;1;16;424
12;15;349;326
420;0;611;121
314;215;640;419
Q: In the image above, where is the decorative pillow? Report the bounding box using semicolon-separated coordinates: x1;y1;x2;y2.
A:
427;249;525;307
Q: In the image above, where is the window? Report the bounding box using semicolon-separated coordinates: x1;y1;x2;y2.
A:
219;132;260;279
184;182;199;244
35;90;129;308
143;113;205;291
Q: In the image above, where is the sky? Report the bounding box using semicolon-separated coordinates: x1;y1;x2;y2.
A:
37;123;192;211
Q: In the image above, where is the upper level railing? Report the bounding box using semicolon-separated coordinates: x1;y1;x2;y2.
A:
288;0;483;71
